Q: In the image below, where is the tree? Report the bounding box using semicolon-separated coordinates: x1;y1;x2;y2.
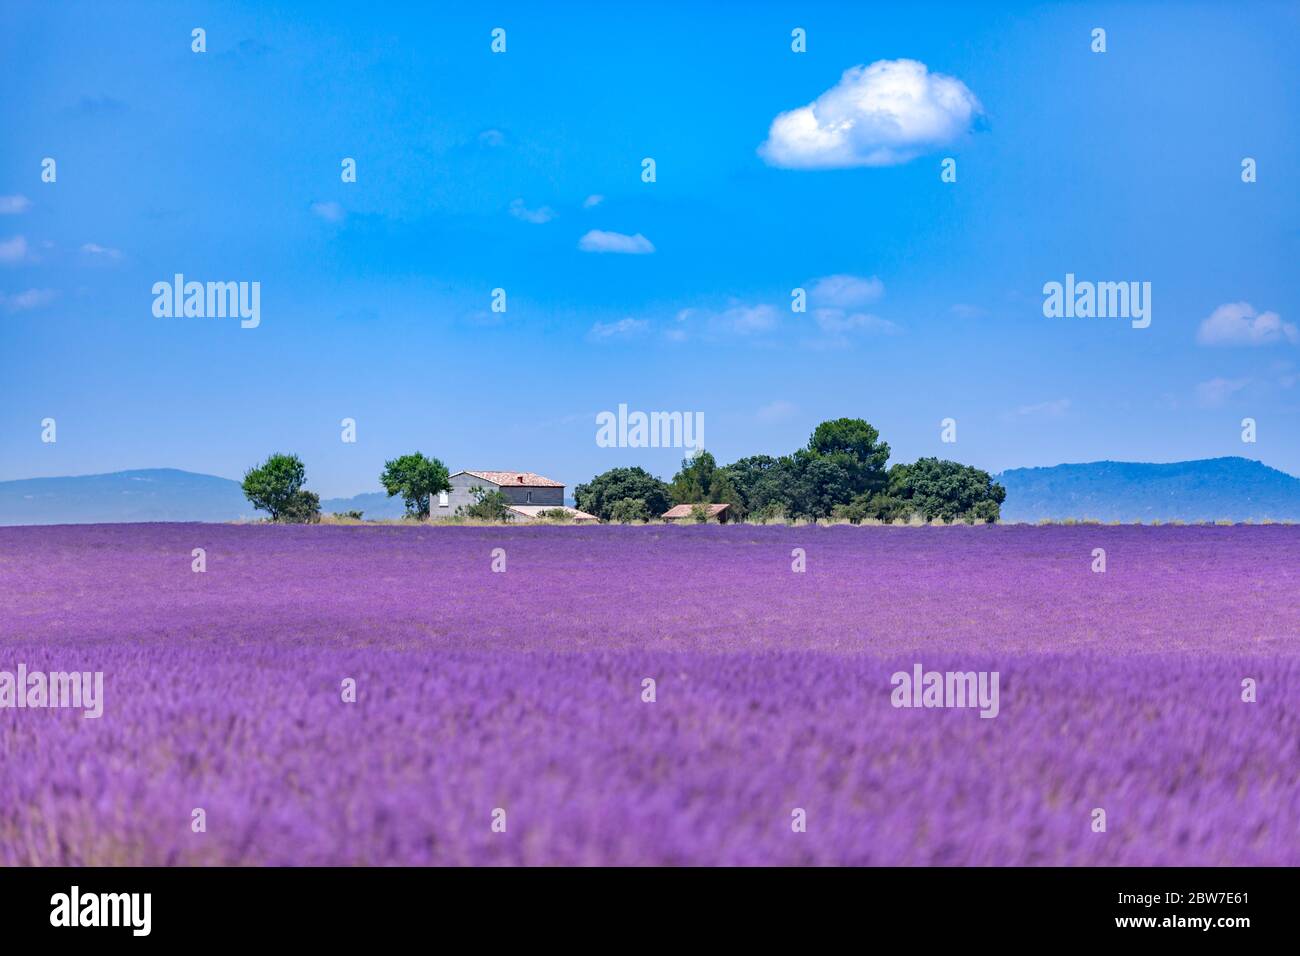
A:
887;458;1006;523
724;455;798;519
380;452;451;519
460;486;511;521
668;451;741;509
574;467;672;521
609;497;650;523
242;453;308;521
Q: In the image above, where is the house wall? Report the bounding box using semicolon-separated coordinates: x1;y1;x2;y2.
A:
431;473;564;518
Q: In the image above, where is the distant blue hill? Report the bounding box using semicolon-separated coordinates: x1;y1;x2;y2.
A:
0;468;405;525
996;457;1300;523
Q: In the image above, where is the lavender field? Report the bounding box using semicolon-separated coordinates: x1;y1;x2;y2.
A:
1;523;1297;866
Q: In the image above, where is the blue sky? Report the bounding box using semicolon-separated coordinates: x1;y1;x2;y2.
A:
2;0;1298;497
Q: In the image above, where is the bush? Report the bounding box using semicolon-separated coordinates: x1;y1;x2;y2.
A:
688;503;713;523
332;510;364;521
609;498;650;523
280;489;321;524
533;508;574;523
459;486;511;521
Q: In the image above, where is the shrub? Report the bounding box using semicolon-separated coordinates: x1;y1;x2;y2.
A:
459;486;511;521
280;489;321;524
609;498;650;523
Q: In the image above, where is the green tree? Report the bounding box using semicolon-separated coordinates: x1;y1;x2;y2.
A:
460;486;511;521
609;497;650;523
380;452;451;519
574;467;672;521
724;454;799;519
668;451;741;509
242;453;308;521
887;458;1006;522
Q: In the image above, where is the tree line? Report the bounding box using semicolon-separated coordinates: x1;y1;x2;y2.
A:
574;418;1006;524
239;418;1005;525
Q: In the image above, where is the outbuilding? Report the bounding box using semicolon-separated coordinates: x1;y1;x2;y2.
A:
662;503;732;523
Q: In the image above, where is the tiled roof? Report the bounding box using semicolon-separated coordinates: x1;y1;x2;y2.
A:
662;503;731;518
456;470;565;488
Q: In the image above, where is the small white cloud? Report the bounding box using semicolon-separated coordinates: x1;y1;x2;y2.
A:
0;288;57;312
0;235;28;264
724;304;778;334
950;303;988;319
674;303;779;337
583;194;604;209
760;59;983;169
509;198;555;224
1007;398;1071;420
756;400;797;424
808;274;884;309
588;317;649;340
311;201;345;223
578;230;655;254
812;308;897;335
1196;302;1297;347
80;242;122;259
1195;377;1250;407
478;129;506;148
0;195;31;215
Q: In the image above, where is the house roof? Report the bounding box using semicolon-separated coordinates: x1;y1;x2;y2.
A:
662;503;731;519
507;505;599;521
454;470;565;488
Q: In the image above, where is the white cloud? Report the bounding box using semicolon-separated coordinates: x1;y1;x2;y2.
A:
509;198;555;224
80;242;122;259
760;59;982;169
311;201;345;223
0;235;28;264
673;303;779;337
950;303;988;319
808;274;883;309
583;194;604;208
477;129;506;148
1195;377;1249;407
0;288;57;312
0;195;31;215
1196;302;1297;347
588;317;649;340
756;400;797;423
1007;398;1071;420
578;230;655;254
812;308;897;335
724;304;778;333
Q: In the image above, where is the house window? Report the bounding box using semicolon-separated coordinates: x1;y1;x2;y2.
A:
526;491;533;503
438;491;449;508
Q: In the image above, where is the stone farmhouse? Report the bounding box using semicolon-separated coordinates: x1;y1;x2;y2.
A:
435;470;597;523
